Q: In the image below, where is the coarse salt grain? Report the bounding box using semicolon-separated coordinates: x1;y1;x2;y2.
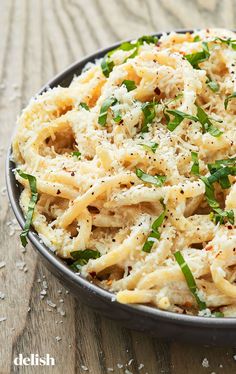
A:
107;369;114;372
55;336;62;342
0;317;7;322
117;363;123;369
202;358;209;368
0;292;5;300
128;358;134;366
233;355;236;361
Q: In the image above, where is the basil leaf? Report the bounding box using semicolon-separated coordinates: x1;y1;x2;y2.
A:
70;249;101;271
214;37;236;50
201;176;234;225
191;151;200;175
196;106;223;137
122;80;137;92
174;251;206;310
98;97;117;126
101;35;158;77
136;168;166;187
72;151;81;158
212;311;224;318
193;35;201;42
185;42;210;68
141;101;158;132
79;102;90;110
113;110;122;123
224;92;236;109
138;35;158;45
142;208;166;253
207;80;219;92
101;57;114;78
140;142;158;153
165;109;197;131
17;170;38;247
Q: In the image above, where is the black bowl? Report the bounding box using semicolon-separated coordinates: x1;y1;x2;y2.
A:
5;31;236;346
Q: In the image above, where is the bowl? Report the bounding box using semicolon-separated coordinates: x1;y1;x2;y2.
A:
5;30;236;346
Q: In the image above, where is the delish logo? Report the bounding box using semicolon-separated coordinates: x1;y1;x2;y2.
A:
14;353;55;366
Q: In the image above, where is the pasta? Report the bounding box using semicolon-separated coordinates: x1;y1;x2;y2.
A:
13;28;236;317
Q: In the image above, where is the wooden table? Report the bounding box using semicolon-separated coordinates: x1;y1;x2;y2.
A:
1;1;236;373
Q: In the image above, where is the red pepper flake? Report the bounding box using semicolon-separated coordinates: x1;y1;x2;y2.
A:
205;245;213;251
154;86;161;95
89;271;96;278
71;171;75;176
227;225;233;230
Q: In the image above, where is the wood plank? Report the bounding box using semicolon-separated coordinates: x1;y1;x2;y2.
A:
0;0;236;373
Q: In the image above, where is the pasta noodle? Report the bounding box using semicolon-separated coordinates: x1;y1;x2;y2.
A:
13;28;236;317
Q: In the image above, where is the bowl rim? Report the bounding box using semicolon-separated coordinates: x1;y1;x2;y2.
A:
5;29;236;327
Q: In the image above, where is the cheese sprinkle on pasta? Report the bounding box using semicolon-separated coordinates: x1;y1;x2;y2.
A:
13;28;236;317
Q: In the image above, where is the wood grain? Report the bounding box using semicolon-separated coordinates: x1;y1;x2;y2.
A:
1;1;236;373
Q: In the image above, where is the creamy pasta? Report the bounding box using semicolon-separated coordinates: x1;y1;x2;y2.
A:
13;28;236;317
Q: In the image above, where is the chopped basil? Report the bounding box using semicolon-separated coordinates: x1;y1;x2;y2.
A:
142;209;166;253
206;78;219;92
193;35;201;42
113;110;122;123
140;142;158;153
101;57;114;78
174;251;206;310
201;176;234;225
185;42;210;69
141;101;158;132
136;168;166;187
17;170;38;247
79;102;90;110
214;37;236;50
122;80;137;92
191;151;199;175
224;92;236;109
196;106;223;137
164;109;197;131
212;311;224;318
101;35;158;77
70;249;101;271
207;165;236;189
98;97;117;126
72;151;81;158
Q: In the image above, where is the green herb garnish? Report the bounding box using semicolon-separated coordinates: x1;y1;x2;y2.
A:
191;151;200;175
17;170;38;247
196;106;223;137
70;249;101;271
141;101;159;132
98;97;117;126
136;168;166;187
206;78;219;92
201;176;234;225
164;109;197;132
174;251;206;310
142;209;166;253
185;42;210;69
72;151;81;158
214;37;236;50
79;102;90;110
193;35;201;42
224;92;236;109
140;142;158;153
101;35;158;77
122;80;137;92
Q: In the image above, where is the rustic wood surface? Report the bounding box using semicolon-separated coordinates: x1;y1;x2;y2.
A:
1;0;236;373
